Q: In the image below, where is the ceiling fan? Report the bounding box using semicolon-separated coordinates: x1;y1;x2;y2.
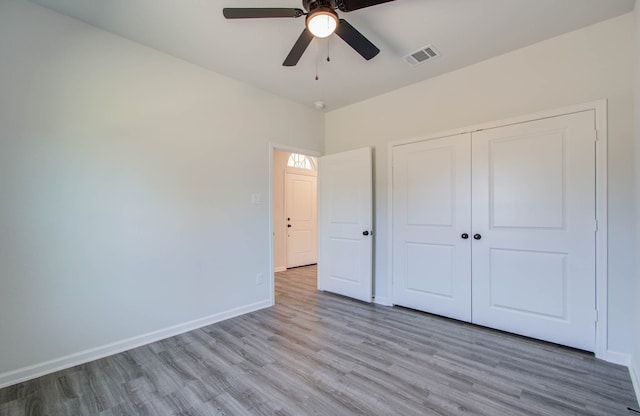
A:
223;0;395;66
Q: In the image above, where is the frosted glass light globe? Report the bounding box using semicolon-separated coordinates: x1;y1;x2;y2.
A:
307;11;337;38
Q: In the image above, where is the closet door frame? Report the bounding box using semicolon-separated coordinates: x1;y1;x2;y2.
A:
387;100;608;360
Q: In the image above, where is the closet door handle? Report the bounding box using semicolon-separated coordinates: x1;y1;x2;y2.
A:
461;233;469;239
473;234;482;240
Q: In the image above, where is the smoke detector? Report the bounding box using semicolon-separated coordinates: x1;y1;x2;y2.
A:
404;45;440;66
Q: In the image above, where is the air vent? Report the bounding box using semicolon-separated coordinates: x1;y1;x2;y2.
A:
404;45;440;65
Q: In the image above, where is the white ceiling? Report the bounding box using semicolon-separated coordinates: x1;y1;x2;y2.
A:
31;0;635;111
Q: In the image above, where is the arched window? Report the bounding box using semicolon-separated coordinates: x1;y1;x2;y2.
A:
287;153;316;170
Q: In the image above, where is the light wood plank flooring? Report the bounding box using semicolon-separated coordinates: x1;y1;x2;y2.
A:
0;265;637;415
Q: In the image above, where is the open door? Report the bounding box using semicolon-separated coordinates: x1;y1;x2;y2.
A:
317;147;373;302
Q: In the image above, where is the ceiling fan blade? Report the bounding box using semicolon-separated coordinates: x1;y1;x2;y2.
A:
283;28;314;66
337;0;395;12
223;8;304;19
334;19;380;60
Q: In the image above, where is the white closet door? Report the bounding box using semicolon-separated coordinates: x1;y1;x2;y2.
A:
392;133;472;321
471;110;596;351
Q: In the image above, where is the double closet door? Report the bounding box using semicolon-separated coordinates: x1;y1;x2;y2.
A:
392;110;597;351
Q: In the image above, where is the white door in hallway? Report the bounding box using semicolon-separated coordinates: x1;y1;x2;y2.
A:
471;110;596;351
318;147;373;302
285;172;318;268
392;133;472;321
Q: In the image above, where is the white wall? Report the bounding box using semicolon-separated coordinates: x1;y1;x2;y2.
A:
0;0;324;385
326;14;635;357
632;0;640;402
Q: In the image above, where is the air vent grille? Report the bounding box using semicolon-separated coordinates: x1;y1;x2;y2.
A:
404;45;440;65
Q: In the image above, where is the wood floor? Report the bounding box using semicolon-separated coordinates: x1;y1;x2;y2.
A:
0;265;637;415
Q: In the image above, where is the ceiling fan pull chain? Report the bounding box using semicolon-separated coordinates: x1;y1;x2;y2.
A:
327;37;331;62
315;40;319;80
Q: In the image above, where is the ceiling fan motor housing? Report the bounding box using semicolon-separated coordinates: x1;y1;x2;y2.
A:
303;0;337;12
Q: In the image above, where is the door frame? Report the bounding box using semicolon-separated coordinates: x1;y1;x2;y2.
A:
387;100;609;360
269;142;322;306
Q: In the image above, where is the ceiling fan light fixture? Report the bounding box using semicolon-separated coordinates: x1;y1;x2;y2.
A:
306;7;338;38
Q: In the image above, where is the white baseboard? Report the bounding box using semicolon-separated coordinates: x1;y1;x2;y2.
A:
630;358;640;407
374;296;393;306
601;348;640;405
0;299;272;389
274;266;287;272
602;349;632;366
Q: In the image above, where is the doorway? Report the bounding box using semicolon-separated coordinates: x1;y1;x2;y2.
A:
269;144;374;307
272;148;319;303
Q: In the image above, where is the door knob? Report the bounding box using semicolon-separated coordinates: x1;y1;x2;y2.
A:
363;231;369;236
473;234;482;240
461;233;469;239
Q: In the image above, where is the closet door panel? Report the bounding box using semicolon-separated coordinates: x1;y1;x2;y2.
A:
392;134;472;321
471;110;596;351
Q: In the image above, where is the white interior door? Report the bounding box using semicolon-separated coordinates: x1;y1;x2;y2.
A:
285;172;317;268
318;147;373;302
471;110;596;351
392;134;472;321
